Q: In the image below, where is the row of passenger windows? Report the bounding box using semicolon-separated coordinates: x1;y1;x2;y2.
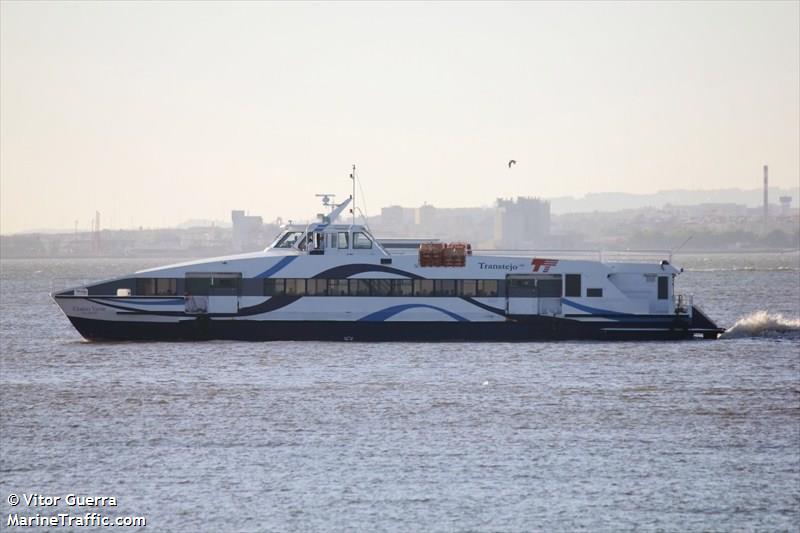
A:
135;278;178;296
264;278;502;297
129;275;635;299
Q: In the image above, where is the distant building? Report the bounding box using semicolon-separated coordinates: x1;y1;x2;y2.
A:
231;210;264;252
494;197;551;249
415;204;437;227
380;205;414;228
779;196;792;216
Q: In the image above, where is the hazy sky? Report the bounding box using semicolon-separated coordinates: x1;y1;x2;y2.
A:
1;1;798;233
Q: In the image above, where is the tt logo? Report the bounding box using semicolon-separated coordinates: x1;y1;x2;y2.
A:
531;258;558;272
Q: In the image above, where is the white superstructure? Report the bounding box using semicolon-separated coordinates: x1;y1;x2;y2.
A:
53;196;723;341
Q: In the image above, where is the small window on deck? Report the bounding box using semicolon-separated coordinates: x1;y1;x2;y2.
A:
587;288;603;297
658;276;669;300
565;274;581;297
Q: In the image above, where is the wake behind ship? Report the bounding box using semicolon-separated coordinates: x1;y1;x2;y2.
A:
52;196;724;342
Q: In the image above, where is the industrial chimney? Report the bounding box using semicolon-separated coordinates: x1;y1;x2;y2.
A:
763;165;768;222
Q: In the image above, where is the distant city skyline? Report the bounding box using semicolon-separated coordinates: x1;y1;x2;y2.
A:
2;1;798;234
4;184;798;236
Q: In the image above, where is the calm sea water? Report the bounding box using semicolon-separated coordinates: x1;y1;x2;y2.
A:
1;253;798;532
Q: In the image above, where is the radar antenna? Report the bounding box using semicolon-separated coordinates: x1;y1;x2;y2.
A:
315;193;337;212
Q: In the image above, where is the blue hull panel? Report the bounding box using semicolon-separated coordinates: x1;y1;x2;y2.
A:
68;316;697;342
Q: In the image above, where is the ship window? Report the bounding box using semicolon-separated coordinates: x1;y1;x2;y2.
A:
658;276;669;299
435;279;457;296
349;279;370;296
156;279;177;295
213;277;240;290
353;232;372;249
185;277;212;295
565;274;581;297
307;279;328;296
284;278;306;296
136;278;155;295
508;278;536;297
476;280;499;297
328;279;349;296
264;278;285;296
537;279;562;298
368;279;392;296
587;288;603;297
338;232;349;249
275;231;303;248
459;280;477;297
414;279;434;296
136;278;178;295
392;279;413;296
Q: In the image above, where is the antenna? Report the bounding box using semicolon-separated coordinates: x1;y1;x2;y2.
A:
314;193;337;212
670;235;693;263
349;164;356;225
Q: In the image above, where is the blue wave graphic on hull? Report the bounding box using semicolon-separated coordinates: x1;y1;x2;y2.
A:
561;298;628;316
359;304;469;322
255;256;297;279
101;298;184;306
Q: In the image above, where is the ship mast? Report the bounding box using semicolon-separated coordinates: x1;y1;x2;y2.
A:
349;164;356;225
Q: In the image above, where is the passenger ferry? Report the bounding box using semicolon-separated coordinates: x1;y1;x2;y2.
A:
52;195;724;341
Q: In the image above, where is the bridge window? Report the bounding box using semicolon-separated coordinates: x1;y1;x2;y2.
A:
587;288;603;297
565;274;581;297
338;232;349;249
353;232;372;249
275;231;303;248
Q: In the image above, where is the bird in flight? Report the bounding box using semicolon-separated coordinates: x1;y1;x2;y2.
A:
508;159;517;168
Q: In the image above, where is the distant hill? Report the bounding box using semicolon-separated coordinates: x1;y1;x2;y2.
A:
549;187;800;214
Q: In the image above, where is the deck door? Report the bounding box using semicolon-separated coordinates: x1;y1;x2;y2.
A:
185;272;242;314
